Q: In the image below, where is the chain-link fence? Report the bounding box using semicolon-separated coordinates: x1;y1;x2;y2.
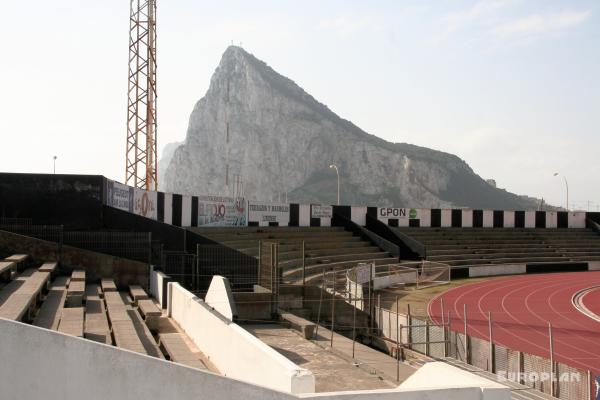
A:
161;251;197;291
442;312;591;399
197;243;258;293
556;362;590;400
0;223;154;264
0;223;64;243
410;317;427;354
368;296;593;399
151;240;163;266
63;231;152;264
257;241;279;315
0;218;32;225
428;323;445;358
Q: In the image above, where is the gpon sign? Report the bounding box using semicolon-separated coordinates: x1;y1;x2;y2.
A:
378;208;418;219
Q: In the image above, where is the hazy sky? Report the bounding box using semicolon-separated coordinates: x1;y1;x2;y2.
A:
1;0;598;210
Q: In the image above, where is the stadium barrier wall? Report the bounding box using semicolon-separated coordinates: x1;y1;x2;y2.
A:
589;261;600;271
101;176;588;229
373;272;416;290
468;264;527;278
149;266;171;309
369;303;593;400
0;229;148;288
204;276;238;320
444;319;593;400
371;299;594;400
373;208;586;230
0;174;590;231
0;173;105;229
346;269;595;400
298;204;311;226
0;318;300;400
167;280;316;394
0;317;508;400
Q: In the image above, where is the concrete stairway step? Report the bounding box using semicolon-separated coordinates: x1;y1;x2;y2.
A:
428;243;537;249
285;308;312;320
235;240;372;254
222;235;362;247
428;251;563;262
204;230;356;242
190;226;344;234
444;256;575;267
279;252;391;269
289;258;398;284
427;247;559;256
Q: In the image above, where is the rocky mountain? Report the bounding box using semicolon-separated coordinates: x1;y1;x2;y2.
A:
161;46;541;210
157;141;181;187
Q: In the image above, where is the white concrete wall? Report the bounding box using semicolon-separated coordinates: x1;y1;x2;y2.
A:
546;212;557;228
398;217;410;227
205;276;237;321
0;318;297;400
320;217;332;227
164;193;173;225
373;272;416;290
462;210;473;228
150;267;169;307
569;212;586;228
168;282;315;394
588;261;600;271
418;209;431;227
150;266;159;298
346;278;365;311
469;264;526;278
441;210;452;227
525;211;536;228
503;211;515;228
299;204;311;227
0;318;509;400
482;211;494;228
376;306;409;345
350;206;367;227
182;195;192;227
400;362;509;400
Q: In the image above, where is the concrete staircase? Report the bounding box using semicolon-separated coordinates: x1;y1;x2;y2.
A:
393;228;600;269
189;227;398;286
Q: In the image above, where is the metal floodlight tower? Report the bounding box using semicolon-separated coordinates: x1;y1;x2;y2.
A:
125;0;158;190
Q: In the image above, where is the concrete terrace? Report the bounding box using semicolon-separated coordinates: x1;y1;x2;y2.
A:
244;324;399;392
0;254;212;373
0;250;509;400
395;227;600;270
190;226;398;286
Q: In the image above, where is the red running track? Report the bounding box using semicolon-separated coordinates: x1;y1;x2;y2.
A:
581;287;600;320
428;271;600;374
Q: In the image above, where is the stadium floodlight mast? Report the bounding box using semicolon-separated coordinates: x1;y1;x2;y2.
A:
553;172;569;211
329;164;340;205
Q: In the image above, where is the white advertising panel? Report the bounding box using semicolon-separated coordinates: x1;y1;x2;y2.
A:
378;207;419;219
133;188;157;220
197;195;247;227
311;205;333;219
248;201;290;225
355;264;372;284
106;180;132;212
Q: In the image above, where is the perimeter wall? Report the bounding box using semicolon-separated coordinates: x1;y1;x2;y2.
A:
0;316;508;400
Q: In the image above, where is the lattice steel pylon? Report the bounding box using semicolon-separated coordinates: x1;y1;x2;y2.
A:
125;0;157;190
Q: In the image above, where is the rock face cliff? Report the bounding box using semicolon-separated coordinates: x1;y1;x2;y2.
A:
162;46;539;209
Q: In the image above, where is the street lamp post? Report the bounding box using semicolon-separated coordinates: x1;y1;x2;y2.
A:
329;164;340;205
553;173;569;211
53;156;57;174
